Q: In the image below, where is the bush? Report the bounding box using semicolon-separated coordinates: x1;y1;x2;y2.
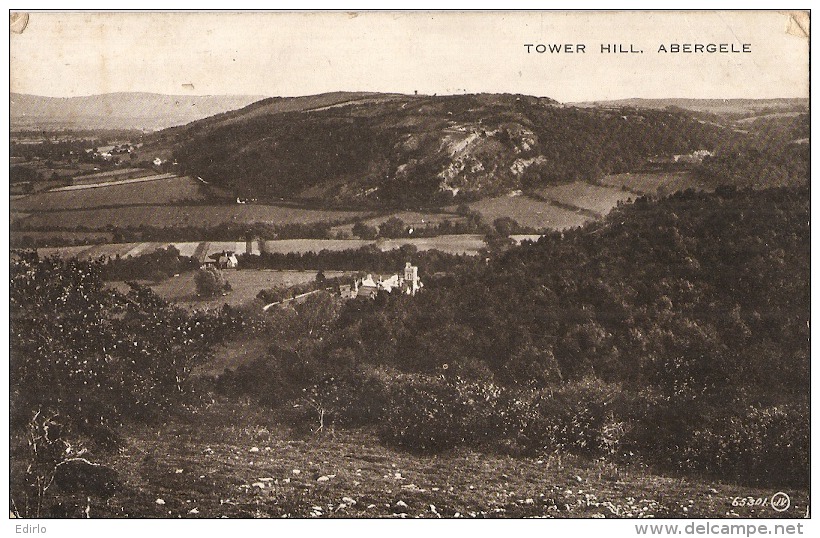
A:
195;265;228;297
10;253;231;435
378;375;512;452
516;379;633;457
352;221;378;240
682;403;809;487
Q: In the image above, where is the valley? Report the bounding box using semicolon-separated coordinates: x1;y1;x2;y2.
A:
9;90;810;521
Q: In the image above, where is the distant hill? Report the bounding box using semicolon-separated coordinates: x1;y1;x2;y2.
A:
570;98;808;119
10;92;267;131
156;92;734;207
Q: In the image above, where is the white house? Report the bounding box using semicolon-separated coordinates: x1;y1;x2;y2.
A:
208;250;238;269
354;262;423;299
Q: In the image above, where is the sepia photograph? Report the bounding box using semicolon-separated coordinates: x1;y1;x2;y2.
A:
7;7;811;528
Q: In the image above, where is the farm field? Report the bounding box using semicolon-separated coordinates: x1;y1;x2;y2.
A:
11;230;114;244
107;269;351;310
11;175;207;211
51;172;177;191
15;204;374;229
536;182;635;216
68;167;154;185
331;210;465;236
599;171;706;196
37;234;498;261
461;194;591;231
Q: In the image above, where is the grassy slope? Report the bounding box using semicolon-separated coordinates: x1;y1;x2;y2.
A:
41;400;808;519
106;270;350;310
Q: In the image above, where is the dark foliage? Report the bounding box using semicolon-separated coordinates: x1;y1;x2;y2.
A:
10;252;244;434
101;245;199;281
216;185;809;487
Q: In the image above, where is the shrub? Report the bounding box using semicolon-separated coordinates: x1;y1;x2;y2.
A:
517;379;633;457
10;253;230;436
195;265;228;297
351;221;378;240
682;403;809;487
378;375;512;452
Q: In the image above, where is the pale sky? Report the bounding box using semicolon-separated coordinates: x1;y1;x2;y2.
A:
9;10;810;101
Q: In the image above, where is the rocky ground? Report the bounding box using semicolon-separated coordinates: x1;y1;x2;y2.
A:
17;399;807;519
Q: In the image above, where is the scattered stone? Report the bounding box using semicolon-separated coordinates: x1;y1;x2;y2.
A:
248;447;260;453
251;482;266;489
317;475;331;482
258;477;274;482
342;497;357;506
202;447;214;455
367;504;376;509
282;478;291;484
292;469;301;475
188;508;199;514
394;500;409;513
575;475;584;483
394;472;404;480
708;488;718;494
524;498;534;505
155;499;166;505
175;468;184;474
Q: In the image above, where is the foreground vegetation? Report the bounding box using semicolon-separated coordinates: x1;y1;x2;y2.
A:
15;400;806;518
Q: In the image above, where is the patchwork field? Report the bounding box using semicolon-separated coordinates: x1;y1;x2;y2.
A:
15;204;373;230
536;182;635;216
463;195;591;231
599;171;705;196
11;175;207;211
